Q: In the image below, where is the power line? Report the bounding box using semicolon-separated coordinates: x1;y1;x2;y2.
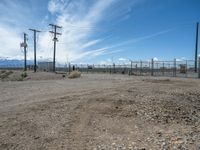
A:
29;29;41;72
49;24;62;72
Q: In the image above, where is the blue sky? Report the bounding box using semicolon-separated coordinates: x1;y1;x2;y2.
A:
0;0;199;64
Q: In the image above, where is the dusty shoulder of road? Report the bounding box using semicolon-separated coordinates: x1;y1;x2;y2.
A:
0;73;200;150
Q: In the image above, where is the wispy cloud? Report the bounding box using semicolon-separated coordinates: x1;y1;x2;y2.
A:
100;57;131;65
0;0;141;63
108;29;172;49
38;0;118;63
81;39;102;49
48;0;66;14
0;24;22;59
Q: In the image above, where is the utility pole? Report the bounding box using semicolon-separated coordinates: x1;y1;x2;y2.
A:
195;22;199;73
21;33;28;71
29;29;41;72
49;24;62;72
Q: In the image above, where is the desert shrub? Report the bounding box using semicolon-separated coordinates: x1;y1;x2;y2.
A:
0;73;8;79
1;70;6;74
5;70;13;76
68;71;81;79
21;72;27;78
16;77;24;81
8;70;13;74
13;72;27;81
0;70;13;80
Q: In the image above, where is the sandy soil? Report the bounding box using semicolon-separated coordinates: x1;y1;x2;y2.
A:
0;73;200;150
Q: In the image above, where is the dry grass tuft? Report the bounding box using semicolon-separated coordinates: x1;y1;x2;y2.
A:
0;70;13;80
68;71;81;79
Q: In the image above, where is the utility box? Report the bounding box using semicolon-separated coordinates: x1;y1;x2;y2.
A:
38;62;53;72
180;64;186;73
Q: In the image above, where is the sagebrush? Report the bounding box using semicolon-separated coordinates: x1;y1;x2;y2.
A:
68;71;81;79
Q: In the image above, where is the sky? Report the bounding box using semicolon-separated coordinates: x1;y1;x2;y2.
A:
0;0;199;64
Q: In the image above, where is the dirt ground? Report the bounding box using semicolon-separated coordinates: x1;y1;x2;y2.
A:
0;73;200;150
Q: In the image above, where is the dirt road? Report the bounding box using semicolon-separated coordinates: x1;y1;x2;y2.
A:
0;74;200;149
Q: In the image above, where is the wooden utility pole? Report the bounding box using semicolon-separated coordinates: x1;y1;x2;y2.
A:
29;29;41;72
21;33;28;71
49;24;62;72
195;22;199;73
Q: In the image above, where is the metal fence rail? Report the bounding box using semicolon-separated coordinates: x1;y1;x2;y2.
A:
1;58;200;79
129;59;198;78
66;58;200;79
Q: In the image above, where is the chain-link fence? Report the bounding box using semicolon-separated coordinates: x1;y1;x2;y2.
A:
1;58;200;79
130;59;198;78
66;58;200;79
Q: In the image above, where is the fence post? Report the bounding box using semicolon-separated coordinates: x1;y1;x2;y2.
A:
198;57;200;78
113;63;115;74
156;62;158;75
140;61;142;75
68;63;71;75
162;62;164;76
149;61;151;73
124;64;126;75
135;64;137;75
87;64;88;73
185;60;187;78
174;58;176;77
130;61;132;75
151;59;154;76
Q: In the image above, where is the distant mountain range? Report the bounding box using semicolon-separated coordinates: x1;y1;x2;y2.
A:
0;59;65;68
0;59;33;68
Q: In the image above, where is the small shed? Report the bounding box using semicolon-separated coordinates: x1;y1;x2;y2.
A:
38;62;53;72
